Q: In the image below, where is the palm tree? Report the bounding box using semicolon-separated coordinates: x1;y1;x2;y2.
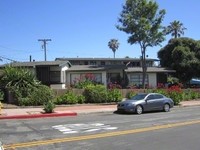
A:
164;20;187;38
108;39;119;58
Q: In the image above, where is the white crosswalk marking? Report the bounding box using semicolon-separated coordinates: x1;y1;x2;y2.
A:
52;123;118;134
0;141;4;150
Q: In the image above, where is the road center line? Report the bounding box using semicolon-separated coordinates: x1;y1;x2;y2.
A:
4;119;200;149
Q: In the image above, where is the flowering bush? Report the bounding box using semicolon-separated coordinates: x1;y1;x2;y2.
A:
157;83;165;89
107;82;122;89
166;85;183;105
72;73;101;89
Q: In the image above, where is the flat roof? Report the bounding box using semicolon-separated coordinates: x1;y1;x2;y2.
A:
0;61;71;68
126;67;176;73
67;65;127;72
56;57;159;61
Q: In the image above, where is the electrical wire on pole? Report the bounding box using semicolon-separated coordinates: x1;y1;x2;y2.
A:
38;39;51;61
0;56;17;62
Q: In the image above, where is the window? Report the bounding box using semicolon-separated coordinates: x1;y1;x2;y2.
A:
93;73;102;83
129;74;148;86
147;95;155;100
154;94;164;99
90;61;96;65
71;74;80;84
107;73;121;83
50;71;60;83
70;73;102;84
101;61;105;65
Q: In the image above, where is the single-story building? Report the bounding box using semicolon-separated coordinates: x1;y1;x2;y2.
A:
0;61;72;89
0;58;176;89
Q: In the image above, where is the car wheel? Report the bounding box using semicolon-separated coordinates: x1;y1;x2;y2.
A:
135;105;143;115
163;104;170;112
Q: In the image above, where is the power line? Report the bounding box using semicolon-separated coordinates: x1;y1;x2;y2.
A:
38;39;52;61
0;56;17;62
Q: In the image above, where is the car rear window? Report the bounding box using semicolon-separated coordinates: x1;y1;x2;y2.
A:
131;93;148;100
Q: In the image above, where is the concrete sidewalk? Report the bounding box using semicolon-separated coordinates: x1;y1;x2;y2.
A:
0;100;200;120
0;104;117;119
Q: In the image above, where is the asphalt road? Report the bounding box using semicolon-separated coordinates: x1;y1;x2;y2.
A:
1;106;200;150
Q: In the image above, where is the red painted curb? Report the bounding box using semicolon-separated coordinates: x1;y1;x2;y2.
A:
0;112;77;120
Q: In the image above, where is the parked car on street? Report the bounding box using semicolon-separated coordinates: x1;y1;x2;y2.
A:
117;93;174;114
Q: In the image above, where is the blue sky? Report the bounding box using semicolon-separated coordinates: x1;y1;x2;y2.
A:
0;0;200;64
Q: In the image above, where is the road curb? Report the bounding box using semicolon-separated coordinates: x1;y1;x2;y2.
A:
0;112;77;120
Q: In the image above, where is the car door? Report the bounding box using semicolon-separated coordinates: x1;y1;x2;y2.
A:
153;94;165;110
145;94;157;111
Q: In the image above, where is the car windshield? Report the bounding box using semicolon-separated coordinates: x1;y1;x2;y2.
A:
131;93;148;100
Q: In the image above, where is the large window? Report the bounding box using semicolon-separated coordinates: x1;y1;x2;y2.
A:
129;74;148;86
71;73;102;84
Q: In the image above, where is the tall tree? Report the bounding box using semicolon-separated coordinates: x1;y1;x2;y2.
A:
116;0;166;89
163;20;187;38
158;37;200;83
108;39;120;58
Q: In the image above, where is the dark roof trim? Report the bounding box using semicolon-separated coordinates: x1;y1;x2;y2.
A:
56;57;159;61
67;65;127;72
0;61;71;68
125;67;176;73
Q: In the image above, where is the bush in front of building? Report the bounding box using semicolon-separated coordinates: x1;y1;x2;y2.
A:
0;66;55;106
77;95;86;104
54;90;85;104
126;90;137;99
18;85;55;106
148;85;200;105
107;88;122;102
72;73;102;89
83;84;108;103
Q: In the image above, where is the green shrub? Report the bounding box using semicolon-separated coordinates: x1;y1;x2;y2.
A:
63;91;78;104
107;89;122;102
181;92;189;101
54;90;84;104
28;85;55;106
0;90;4;101
168;91;182;105
18;97;31;106
54;96;63;105
83;85;108;103
77;95;85;104
0;66;40;102
190;90;199;99
43;101;55;113
158;89;168;96
126;90;136;99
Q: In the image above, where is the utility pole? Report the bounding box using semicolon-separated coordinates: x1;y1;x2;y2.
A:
38;39;51;61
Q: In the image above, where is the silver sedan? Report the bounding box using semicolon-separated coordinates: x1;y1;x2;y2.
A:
117;93;174;114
